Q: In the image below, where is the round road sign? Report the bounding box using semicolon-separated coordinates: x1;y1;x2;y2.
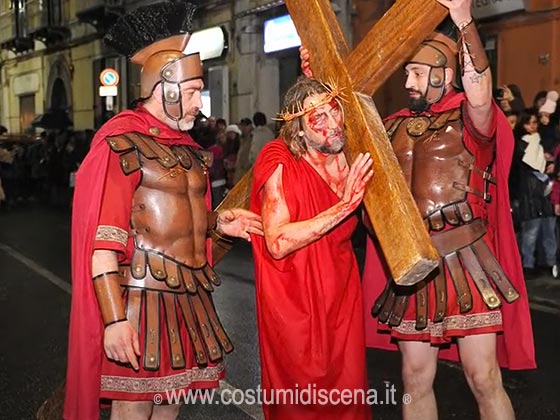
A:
100;68;120;87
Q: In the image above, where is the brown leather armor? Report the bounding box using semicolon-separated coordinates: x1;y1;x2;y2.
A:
372;107;519;329
386;106;494;231
103;132;233;370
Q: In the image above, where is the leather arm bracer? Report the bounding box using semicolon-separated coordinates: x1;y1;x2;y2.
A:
93;271;126;326
459;20;489;74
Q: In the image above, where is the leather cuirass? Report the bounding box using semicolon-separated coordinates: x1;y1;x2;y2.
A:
104;133;234;370
390;110;469;217
387;108;494;231
106;132;210;267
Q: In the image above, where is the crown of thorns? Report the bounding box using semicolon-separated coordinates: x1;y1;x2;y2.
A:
275;81;347;122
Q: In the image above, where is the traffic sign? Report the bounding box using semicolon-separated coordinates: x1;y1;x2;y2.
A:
99;68;120;87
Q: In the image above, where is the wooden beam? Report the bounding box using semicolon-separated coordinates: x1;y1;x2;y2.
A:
212;170;253;264
346;0;447;95
215;1;449;285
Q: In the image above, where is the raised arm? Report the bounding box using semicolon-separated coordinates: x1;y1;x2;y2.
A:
438;0;493;134
261;154;373;260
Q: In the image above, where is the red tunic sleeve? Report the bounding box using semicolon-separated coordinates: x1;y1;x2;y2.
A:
93;146;140;262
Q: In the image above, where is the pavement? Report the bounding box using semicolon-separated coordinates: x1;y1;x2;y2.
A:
525;273;560;315
1;204;560;419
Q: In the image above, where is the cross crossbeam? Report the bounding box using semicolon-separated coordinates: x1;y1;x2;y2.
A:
215;0;448;286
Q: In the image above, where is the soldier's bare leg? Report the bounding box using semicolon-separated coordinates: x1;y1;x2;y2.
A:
151;403;182;420
458;333;514;420
399;341;439;420
110;401;153;420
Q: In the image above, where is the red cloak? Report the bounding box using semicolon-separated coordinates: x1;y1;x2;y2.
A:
63;106;213;420
250;140;371;420
362;92;536;370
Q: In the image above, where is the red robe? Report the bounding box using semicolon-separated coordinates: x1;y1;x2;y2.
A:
250;140;371;420
64;106;217;420
362;92;536;370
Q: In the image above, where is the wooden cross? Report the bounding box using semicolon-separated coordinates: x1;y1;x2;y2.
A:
215;0;448;285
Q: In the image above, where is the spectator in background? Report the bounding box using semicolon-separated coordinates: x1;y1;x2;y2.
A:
250;111;275;165
216;117;227;133
504;110;519;131
223;124;241;190
507;84;526;113
233;117;254;184
495;84;525;114
510;110;556;278
533;91;548;113
208;130;227;209
538;91;560;154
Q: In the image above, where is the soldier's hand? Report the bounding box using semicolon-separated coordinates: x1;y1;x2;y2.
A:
436;0;473;28
299;47;313;78
104;320;140;371
217;208;264;241
341;153;374;214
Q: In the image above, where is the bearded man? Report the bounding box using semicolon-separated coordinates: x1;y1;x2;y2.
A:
249;76;373;420
361;1;535;420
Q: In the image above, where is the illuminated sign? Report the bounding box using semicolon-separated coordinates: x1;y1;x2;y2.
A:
185;26;227;61
264;14;301;53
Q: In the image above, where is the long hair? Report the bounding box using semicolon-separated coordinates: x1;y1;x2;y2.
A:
278;77;333;159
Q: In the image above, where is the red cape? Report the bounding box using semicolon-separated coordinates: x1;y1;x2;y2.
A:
63;107;210;420
250;140;370;420
362;92;536;370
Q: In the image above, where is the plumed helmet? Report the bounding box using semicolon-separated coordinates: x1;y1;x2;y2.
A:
104;1;203;100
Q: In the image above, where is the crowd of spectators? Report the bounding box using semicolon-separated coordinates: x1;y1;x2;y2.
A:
0;130;92;211
501;85;560;278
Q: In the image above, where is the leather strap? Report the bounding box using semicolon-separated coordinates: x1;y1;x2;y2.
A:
177;293;208;365
120;266;188;293
376;284;397;324
471;239;519;303
199;289;234;353
458;246;501;309
444;252;473;313
433;261;447;322
144;290;160;371
371;281;392;320
431;218;486;257
389;294;409;327
189;293;222;362
162;293;186;369
125;288;143;333
415;282;429;330
92;271;126;326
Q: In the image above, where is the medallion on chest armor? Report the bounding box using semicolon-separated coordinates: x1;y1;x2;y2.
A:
406;116;432;137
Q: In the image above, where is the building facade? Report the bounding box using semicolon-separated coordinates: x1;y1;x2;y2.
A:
0;0;558;136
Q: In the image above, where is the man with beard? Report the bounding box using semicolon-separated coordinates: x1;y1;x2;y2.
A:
64;3;263;420
299;0;534;419
360;1;535;419
249;76;373;420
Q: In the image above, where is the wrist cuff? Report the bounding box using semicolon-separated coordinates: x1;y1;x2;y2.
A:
93;271;126;326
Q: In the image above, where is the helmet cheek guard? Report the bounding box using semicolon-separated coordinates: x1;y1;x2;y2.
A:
426;66;446;104
159;53;203;122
